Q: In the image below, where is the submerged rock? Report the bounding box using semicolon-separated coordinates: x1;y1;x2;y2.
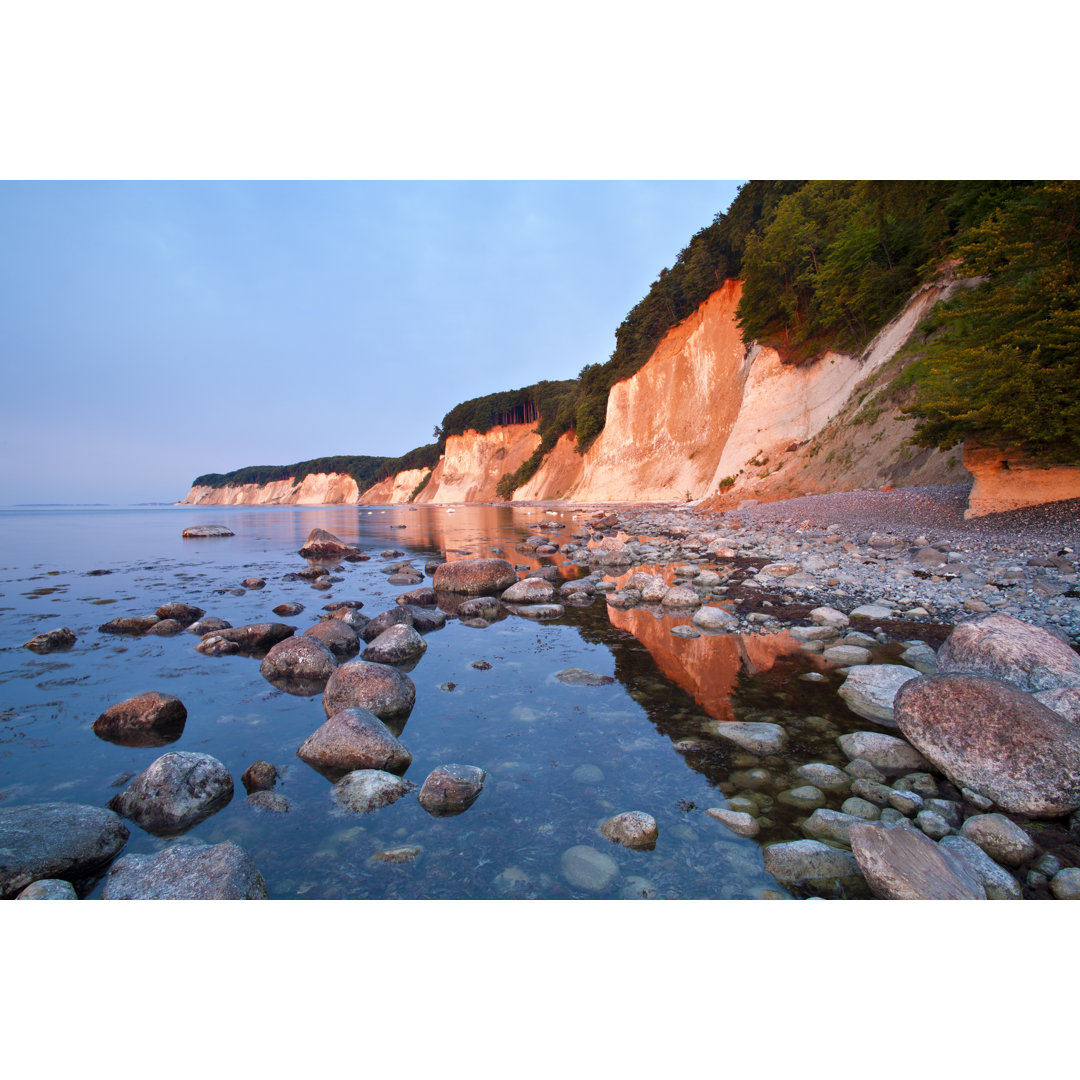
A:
555;668;614;686
894;674;1080;816
103;840;267;899
418;764;487;816
108;752;234;836
937;613;1080;692
432;558;518;595
560;845;619;893
0;803;130;899
705;721;787;755
332;769;415;813
323;660;416;724
23;627;76;653
849;822;986;900
297;708;412;777
599;810;658;849
837;665;920;727
92;691;187;748
705;808;759;838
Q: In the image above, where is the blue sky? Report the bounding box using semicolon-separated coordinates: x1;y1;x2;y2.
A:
0;181;741;504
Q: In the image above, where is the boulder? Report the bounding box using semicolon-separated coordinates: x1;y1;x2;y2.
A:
302;619;361;659
182;525;234;538
400;605;447;633
938;835;1023;899
705;721;786;755
692;606;738;631
660;585;701;608
330;608;370;633
322;661;416;724
802;808;866;846
937;613;1080;692
107;751;234;836
599;811;658;849
187;616;231;635
297;708;412;777
823;645;872;666
417;764;487;816
273;602;305;617
199;622;295;654
894;673;1080;815
511;604;564;620
22;627;76;653
17;879;79;900
103;841;267;899
458;596;500;620
705;808;759;838
837;731;930;775
155;602;205;626
92;691;187;748
958;814;1038;867
299;528;356;557
762;840;861;883
99;615;160;635
332;769;415;813
397;587;437;607
0;803;130;899
433;558;518;595
501;578;556;604
837;665;921;727
362;624;427;665
259;636;337;692
360;606;414;643
241;761;278;793
146;619;183;636
810;607;850;629
241;578;266;589
849;822;986;900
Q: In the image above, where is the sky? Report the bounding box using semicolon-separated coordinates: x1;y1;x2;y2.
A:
0;180;741;504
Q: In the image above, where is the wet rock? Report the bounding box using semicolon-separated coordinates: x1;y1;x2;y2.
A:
777;785;827;811
641;579;670;603
332;770;415;813
99;615;160;635
401;605;446;633
692;606;738;631
555;668;614;686
155;602;205;626
362;624;427;665
915;810;952;840
458;596;500;620
901;643;938;674
187;616;231;635
195;635;240;656
324;600;364;611
502;578;556;604
1050;867;1080;899
0;803;130;898
371;845;422;864
472;660;492;670
418;764;487;816
146;619;184;636
560;845;619;893
297;708;411;777
894;674;1080;816
241;761;278;793
302;619;360;659
599;810;658;849
182;525;234;538
938;835;1023;899
107;752;234;836
661;586;701;608
572;764;604;784
259;636;337;691
433;558;518;595
92;691;187;748
23;627;76;653
705;721;786;755
837;665;921;727
273;602;305;617
790;625;840;643
397;587;437;607
299;528;357;557
959;814;1038;867
17;879;78;899
103;840;267;899
201;622;296;654
1034;686;1080;723
246;791;290;813
762;840;861;884
323;660;416;723
850;779;892;806
705;808;759;838
849;822;986;900
796;763;850;792
837;732;929;776
241;578;266;589
330;608;371;633
803;808;865;846
841;797;881;820
360;606;414;642
823;645;872;666
887;789;924;816
511;604;564;620
845;759;887;782
937;613;1080;692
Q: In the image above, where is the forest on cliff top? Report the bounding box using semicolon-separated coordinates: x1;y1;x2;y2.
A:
194;180;1079;493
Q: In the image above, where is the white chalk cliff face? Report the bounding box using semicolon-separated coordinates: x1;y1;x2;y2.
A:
415;423;540;503
357;468;431;505
181;472;360;505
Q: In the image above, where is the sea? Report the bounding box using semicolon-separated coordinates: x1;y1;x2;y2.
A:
0;503;875;900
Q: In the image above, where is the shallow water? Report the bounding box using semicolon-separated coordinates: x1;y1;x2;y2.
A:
1;504;888;899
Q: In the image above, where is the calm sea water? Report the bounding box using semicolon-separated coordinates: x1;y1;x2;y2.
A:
0;504;872;899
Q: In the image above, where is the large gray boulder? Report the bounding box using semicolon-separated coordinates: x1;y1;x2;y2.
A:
837;665;921;727
362;624;427;665
0;803;129;898
849;822;986;900
332;770;415;813
259;636;337;691
937;613;1080;692
894;673;1080;816
297;708;412;777
103;841;267;899
92;691;187;747
108;751;234;836
433;558;519;595
302;620;360;659
322;660;416;726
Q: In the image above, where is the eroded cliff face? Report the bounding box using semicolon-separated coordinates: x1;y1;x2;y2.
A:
963;443;1080;518
181;472;360;505
416;423;540;503
357;468;432;506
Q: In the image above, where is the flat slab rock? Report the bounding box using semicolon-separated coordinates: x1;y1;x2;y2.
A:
849;822;987;900
555;668;614;686
0;802;130;899
103;840;267;899
182;525;234;538
705;721;786;755
837;665;921;727
895;673;1080;816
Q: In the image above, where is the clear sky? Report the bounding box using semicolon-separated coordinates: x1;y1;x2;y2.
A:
0;180;741;504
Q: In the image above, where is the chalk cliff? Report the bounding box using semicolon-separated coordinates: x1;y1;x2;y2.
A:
415;423;540;504
357;468;432;505
181;471;361;505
